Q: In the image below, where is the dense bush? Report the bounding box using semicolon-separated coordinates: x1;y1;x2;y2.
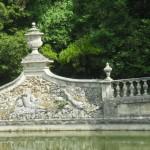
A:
0;1;30;85
0;32;28;85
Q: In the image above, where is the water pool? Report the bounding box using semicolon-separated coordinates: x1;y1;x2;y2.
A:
0;131;150;150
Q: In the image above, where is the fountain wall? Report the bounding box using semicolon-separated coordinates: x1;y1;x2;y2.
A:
0;23;149;131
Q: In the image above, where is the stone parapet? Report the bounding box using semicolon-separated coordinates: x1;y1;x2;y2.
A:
0;23;149;130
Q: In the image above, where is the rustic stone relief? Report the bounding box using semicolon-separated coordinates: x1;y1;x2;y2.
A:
0;76;102;121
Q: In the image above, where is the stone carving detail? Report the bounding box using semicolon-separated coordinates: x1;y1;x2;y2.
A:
0;76;102;121
16;89;45;110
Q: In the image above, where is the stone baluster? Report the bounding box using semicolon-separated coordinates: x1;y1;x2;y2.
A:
136;80;141;96
129;81;134;96
143;80;148;95
116;82;120;97
111;83;115;98
122;81;128;97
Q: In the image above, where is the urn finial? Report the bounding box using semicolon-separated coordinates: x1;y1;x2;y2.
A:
104;62;113;81
25;22;44;54
32;22;36;28
22;22;53;75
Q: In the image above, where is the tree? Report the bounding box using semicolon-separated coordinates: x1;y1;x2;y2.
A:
0;1;30;85
0;0;149;84
27;0;74;50
51;0;150;79
0;32;28;85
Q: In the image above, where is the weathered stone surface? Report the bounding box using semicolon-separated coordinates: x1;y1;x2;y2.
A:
0;76;102;121
117;102;150;117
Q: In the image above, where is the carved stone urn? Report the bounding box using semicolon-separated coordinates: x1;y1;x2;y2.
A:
22;22;52;75
104;62;113;81
25;22;44;54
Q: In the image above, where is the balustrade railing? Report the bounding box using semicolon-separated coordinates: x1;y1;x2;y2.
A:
112;77;150;98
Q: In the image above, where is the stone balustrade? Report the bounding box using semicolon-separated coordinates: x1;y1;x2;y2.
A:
112;77;150;98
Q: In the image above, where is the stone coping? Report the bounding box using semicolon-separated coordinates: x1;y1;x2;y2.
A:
113;77;150;82
44;69;103;83
0;131;150;138
0;124;150;131
43;69;111;87
116;95;150;104
0;73;25;92
0;69;111;92
0;117;150;125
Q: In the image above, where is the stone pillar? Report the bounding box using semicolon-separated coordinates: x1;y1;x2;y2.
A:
102;63;116;118
21;22;53;75
102;62;113;100
101;81;113;101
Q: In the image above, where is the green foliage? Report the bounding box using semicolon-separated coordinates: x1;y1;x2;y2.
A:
127;0;150;18
61;0;149;79
0;31;28;85
40;44;58;61
51;33;104;78
0;1;30;85
110;19;150;78
0;0;149;84
36;0;74;50
0;2;7;30
59;35;101;64
0;2;30;33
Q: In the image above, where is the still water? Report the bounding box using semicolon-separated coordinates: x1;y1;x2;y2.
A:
0;131;150;150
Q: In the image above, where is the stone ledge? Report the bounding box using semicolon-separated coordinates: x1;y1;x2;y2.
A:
0;117;150;126
0;123;150;131
116;95;150;104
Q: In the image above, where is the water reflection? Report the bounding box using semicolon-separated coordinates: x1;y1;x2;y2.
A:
0;131;149;150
